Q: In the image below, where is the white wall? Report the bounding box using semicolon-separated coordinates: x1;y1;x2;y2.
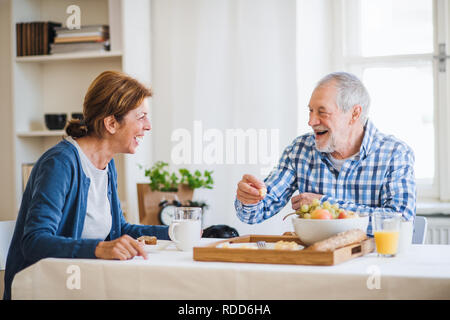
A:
0;0;15;220
151;0;299;235
296;0;335;135
121;0;153;224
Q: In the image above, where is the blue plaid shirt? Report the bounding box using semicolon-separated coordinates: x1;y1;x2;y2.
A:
235;120;416;235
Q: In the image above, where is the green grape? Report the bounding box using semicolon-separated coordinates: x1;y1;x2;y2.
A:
311;199;320;207
322;201;331;209
331;203;340;210
303;213;311;219
300;204;310;213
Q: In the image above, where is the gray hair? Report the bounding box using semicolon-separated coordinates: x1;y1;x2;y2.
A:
316;72;371;123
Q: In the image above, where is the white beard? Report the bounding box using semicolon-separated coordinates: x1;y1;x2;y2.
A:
315;132;337;153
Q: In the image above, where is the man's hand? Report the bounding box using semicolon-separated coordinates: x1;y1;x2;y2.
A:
236;174;267;205
291;192;323;211
95;234;148;260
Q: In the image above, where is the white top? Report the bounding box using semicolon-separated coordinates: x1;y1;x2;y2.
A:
328;152;359;171
66;137;112;240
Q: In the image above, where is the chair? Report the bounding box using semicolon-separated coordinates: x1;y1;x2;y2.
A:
412;216;427;244
0;220;16;299
0;220;16;270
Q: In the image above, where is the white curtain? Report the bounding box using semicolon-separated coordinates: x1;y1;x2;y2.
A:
151;0;297;235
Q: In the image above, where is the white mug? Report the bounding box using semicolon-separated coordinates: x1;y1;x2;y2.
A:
168;207;202;251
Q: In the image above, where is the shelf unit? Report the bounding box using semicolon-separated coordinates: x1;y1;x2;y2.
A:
15;50;123;63
10;0;152;223
16;130;65;137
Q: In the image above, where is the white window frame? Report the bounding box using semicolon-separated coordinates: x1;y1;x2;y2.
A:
333;0;450;202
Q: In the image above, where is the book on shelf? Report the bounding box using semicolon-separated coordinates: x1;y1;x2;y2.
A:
54;31;108;38
21;163;35;192
54;24;109;35
16;21;62;57
51;25;110;53
54;35;106;44
54;25;109;43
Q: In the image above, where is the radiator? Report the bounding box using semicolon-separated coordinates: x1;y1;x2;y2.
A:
425;216;450;245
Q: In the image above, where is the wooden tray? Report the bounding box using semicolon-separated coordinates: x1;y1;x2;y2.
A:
193;235;375;266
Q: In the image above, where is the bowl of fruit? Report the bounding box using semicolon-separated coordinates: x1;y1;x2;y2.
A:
289;199;369;246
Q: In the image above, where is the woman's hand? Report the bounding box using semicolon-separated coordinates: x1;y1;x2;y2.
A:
95;234;148;260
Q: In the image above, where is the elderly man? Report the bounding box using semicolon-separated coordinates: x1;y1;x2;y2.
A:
235;72;416;234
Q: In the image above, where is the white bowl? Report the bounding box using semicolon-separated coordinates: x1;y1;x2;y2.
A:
291;215;369;246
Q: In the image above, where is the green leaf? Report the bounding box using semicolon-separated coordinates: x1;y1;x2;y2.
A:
140;162;214;191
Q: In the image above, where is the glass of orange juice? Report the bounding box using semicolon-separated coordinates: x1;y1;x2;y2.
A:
373;212;402;257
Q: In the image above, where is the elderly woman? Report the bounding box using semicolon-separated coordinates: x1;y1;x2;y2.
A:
4;71;168;300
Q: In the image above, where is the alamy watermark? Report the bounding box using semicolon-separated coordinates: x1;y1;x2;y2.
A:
170;121;280;175
366;265;381;290
66;264;81;290
66;5;81;30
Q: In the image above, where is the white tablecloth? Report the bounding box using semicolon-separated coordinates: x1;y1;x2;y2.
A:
11;239;450;300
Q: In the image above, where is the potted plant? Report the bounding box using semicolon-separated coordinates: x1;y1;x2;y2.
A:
137;161;214;225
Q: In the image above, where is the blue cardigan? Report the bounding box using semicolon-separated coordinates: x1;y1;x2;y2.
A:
3;139;169;300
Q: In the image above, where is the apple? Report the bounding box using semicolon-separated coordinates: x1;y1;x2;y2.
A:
311;208;332;220
338;209;348;219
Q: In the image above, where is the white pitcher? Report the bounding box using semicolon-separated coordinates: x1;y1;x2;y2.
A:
169;207;202;251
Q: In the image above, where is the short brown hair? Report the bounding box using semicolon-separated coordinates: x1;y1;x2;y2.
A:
66;70;152;138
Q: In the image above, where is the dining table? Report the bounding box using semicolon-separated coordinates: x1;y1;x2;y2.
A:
11;238;450;300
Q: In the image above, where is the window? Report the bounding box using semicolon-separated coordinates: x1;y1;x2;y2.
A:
335;0;447;200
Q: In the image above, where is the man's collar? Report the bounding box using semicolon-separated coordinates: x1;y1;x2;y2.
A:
360;119;378;158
